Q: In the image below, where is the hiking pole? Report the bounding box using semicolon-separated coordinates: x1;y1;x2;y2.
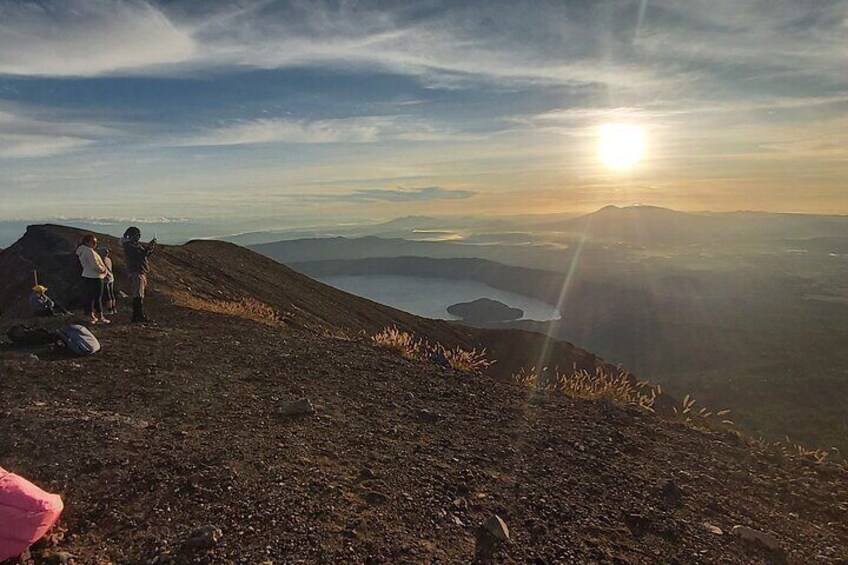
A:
33;270;38;287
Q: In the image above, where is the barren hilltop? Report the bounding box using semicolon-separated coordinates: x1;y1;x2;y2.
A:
1;225;846;564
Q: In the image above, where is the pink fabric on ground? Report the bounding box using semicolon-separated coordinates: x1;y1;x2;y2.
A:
0;466;64;561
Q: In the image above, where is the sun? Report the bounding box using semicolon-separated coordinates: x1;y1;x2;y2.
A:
597;123;646;171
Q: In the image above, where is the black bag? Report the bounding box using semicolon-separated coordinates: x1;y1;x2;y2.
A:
6;325;55;346
55;324;101;356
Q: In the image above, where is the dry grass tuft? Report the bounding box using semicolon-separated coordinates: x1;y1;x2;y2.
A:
670;395;734;427
434;343;495;373
372;327;494;374
742;434;834;465
372;327;421;358
172;291;284;327
514;366;841;467
515;366;659;411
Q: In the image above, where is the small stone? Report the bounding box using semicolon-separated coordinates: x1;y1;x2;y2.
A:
623;513;650;538
732;525;782;553
482;514;510;542
7;352;39;361
417;408;443;423
358;467;376;481
475;515;510;560
450;497;469;512
181;525;223;552
365;491;389;505
43;551;74;564
279;398;314;417
149;552;174;565
661;479;683;507
703;522;723;535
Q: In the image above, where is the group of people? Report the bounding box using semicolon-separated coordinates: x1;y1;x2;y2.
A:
73;226;156;324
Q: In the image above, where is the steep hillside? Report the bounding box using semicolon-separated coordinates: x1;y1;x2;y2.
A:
1;225;846;563
289;252;848;453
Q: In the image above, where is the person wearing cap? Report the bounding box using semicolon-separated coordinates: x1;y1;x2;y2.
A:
29;285;71;317
29;285;56;317
121;226;156;323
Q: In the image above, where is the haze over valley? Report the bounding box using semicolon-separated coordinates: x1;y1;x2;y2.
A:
253;205;848;452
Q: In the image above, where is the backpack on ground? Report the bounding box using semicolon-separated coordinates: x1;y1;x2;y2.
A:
6;325;55;346
55;324;100;356
0;466;64;561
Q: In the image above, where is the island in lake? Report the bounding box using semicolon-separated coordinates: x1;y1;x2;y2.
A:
446;298;524;322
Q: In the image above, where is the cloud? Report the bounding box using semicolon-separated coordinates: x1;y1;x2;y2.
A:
635;1;848;84
0;134;94;158
0;0;663;90
171;115;468;147
1;0;846;100
0;0;195;77
190;1;668;90
173;116;390;146
0;104;121;158
298;186;476;203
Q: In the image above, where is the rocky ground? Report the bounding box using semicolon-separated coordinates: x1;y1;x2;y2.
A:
1;224;847;564
1;302;847;564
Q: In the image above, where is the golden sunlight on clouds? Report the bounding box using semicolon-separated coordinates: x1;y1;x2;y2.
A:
597;123;646;171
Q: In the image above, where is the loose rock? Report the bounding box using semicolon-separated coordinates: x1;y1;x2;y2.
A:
180;525;223;553
417;408;443;422
279;398;315;417
732;525;782;554
661;479;683;507
475;514;510;560
365;491;389;505
703;522;724;535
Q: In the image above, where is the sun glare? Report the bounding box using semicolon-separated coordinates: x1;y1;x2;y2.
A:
598;123;646;171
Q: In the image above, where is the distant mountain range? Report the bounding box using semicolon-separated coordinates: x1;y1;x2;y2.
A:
250;206;848;453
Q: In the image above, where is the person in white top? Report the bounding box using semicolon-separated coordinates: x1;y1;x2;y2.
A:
98;248;116;315
76;234;110;324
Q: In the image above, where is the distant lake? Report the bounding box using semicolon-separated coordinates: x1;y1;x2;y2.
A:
318;274;561;321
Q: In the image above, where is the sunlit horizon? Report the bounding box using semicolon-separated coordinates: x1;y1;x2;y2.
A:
1;1;847;222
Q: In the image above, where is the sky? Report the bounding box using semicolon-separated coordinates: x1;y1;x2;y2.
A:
0;0;847;229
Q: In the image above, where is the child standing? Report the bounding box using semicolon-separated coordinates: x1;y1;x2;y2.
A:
99;248;117;315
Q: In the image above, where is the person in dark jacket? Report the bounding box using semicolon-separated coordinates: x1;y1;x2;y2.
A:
121;226;156;323
29;285;70;317
29;285;55;317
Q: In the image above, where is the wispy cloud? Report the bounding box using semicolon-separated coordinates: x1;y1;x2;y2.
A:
0;134;94;158
0;0;195;77
0;104;121;158
171;115;469;147
0;1;663;90
2;0;846;94
636;0;848;84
